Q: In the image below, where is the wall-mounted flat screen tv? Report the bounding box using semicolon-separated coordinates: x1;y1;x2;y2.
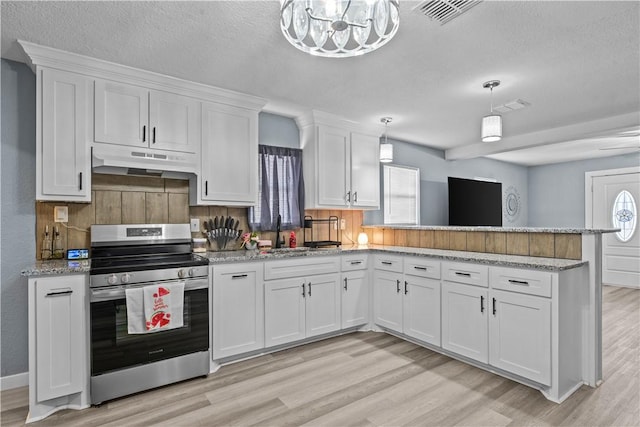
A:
448;177;502;226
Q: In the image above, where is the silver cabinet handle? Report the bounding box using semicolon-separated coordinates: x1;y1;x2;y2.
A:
46;289;73;297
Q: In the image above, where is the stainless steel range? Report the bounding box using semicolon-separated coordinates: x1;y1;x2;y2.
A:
89;223;210;404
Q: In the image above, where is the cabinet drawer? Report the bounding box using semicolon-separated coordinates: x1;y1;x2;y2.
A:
490;267;552;298
373;254;403;273
442;261;488;287
264;256;340;280
404;257;440;279
342;254;368;271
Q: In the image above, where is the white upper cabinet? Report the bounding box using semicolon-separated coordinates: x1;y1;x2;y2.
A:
190;102;259;206
298;111;381;210
94;80;199;153
38;68;92;201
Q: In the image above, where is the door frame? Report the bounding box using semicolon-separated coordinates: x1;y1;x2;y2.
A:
585;166;640;227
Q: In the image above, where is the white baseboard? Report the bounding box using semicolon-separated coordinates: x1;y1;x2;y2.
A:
1;372;28;391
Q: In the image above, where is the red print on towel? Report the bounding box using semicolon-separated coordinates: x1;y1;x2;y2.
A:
146;286;172;330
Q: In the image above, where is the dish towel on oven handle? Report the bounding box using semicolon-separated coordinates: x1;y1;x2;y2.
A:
125;282;185;334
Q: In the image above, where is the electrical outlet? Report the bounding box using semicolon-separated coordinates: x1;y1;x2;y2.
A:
340;219;346;230
54;206;68;223
190;218;200;232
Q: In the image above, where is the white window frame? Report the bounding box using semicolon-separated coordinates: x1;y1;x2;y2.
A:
383;165;420;225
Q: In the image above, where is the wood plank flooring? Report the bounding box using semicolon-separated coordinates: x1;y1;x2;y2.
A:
2;285;638;426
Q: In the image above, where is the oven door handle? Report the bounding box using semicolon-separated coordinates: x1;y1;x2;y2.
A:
90;279;208;302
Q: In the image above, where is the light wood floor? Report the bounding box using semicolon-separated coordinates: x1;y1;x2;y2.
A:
2;285;638;426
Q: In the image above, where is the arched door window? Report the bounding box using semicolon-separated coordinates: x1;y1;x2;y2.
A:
612;190;637;242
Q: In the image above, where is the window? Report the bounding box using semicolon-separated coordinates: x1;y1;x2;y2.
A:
612;189;636;242
383;165;420;224
248;145;305;231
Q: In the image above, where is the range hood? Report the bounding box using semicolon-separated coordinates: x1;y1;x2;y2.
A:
92;145;197;179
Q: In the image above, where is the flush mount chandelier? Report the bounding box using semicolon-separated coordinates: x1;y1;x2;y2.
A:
280;0;400;58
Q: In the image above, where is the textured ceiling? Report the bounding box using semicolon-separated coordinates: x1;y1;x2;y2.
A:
2;1;639;165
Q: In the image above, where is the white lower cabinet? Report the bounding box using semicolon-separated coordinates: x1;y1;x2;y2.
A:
28;274;89;422
441;281;489;363
212;263;264;359
373;256;442;346
441;262;552;386
341;269;369;329
265;273;341;347
489;288;551;385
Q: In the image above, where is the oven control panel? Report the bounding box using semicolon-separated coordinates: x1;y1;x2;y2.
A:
90;265;209;288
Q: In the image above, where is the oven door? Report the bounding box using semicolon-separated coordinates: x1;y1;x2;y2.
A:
90;278;209;376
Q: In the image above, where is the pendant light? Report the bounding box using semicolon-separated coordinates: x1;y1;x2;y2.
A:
380;117;393;163
481;80;502;142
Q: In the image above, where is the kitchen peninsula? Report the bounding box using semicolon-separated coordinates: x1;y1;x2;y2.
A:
22;224;614;422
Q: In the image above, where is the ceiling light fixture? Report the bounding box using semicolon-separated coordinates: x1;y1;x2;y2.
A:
380;117;393;163
481;80;502;142
280;0;400;58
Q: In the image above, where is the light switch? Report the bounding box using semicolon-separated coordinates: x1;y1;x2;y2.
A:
54;206;68;223
190;218;200;232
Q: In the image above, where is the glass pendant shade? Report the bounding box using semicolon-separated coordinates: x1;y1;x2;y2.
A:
379;142;393;162
280;0;400;58
481;114;502;142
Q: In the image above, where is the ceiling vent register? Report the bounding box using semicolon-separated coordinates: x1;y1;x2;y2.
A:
413;0;483;25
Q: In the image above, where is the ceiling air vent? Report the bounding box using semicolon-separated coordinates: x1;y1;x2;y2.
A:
413;0;483;25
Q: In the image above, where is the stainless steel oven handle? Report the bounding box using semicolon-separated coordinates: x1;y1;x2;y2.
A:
91;278;208;302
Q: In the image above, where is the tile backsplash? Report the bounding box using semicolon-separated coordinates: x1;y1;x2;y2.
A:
35;174;365;259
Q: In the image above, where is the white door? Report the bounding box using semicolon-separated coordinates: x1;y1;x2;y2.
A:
149;90;199;153
350;132;380;209
441;281;488;364
592;170;640;288
94;79;148;147
305;273;341;338
317;125;350;207
212;265;264;359
403;275;441;346
372;270;403;332
264;277;306;347
488;289;551;385
341;270;369;329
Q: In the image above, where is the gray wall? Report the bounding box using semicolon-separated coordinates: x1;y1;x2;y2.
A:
528;153;640;227
364;138;529;226
1;59;36;377
258;112;299;149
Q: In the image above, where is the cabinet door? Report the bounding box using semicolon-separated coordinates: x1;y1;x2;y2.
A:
200;102;258;205
265;277;306;347
489;289;551;385
403;275;441;346
212;265;264;359
373;270;403;333
305;273;341;338
35;275;86;401
317;125;350;207
40;68;91;201
441;281;488;363
350;132;380;209
149;90;199;153
94;79;148;147
341;270;369;329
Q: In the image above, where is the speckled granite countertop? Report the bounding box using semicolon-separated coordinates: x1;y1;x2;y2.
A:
21;245;586;276
362;225;618;234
